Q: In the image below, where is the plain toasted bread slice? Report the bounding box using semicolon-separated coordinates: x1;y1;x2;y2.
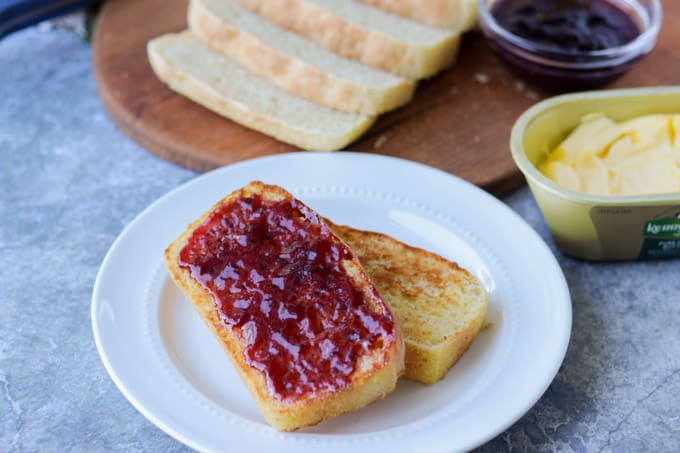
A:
330;222;488;384
237;0;461;79
147;32;375;151
358;0;478;30
165;182;404;431
189;0;416;115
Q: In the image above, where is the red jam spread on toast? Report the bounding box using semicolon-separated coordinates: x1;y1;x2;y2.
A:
178;193;394;400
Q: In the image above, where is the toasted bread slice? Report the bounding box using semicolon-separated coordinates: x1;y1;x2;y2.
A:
165;182;404;431
147;32;375;151
189;0;416;115
329;222;488;384
236;0;461;79
358;0;478;30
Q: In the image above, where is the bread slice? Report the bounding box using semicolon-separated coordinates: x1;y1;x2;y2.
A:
189;0;416;115
165;182;404;431
147;32;375;151
329;222;488;384
358;0;478;30
237;0;461;79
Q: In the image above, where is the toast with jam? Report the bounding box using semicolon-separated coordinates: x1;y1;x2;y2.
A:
329;222;488;384
164;182;404;431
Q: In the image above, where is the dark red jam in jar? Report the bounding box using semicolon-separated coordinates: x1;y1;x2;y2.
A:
493;0;641;53
479;0;658;90
178;192;394;401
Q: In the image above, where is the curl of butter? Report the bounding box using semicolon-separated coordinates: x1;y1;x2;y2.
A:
540;113;680;196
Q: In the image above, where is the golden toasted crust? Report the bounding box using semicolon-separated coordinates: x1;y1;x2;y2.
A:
189;0;415;115
237;0;461;79
164;182;404;431
329;222;488;384
359;0;478;30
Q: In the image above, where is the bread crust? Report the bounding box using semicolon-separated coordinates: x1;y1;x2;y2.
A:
237;0;461;79
165;182;404;431
359;0;478;30
329;222;488;384
147;32;375;151
189;0;415;115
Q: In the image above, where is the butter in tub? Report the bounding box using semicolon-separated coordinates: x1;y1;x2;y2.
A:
540;113;680;196
510;87;680;261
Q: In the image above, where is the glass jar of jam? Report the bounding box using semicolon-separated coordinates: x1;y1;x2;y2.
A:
478;0;662;90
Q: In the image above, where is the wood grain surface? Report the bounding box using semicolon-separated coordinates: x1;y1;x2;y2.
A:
92;0;679;195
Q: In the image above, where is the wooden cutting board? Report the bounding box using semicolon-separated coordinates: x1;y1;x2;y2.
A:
92;0;680;196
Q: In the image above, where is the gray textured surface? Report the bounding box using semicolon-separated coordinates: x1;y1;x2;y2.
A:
1;27;679;453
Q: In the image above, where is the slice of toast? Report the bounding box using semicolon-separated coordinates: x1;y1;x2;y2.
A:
329;222;488;384
236;0;461;79
189;0;416;115
358;0;478;30
165;182;404;431
147;32;375;151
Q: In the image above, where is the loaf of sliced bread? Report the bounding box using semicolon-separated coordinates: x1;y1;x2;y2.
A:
237;0;461;79
330;222;488;384
147;32;375;151
359;0;478;30
189;0;415;115
165;182;404;431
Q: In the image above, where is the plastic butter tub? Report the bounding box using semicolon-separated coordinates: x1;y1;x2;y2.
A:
510;87;680;261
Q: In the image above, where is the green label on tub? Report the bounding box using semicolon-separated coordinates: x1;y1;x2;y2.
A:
639;216;680;260
590;206;680;260
643;218;680;238
639;238;680;259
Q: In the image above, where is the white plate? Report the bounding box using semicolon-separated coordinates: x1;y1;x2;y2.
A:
92;152;571;453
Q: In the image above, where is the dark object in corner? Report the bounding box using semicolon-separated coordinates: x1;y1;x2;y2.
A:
0;0;99;39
